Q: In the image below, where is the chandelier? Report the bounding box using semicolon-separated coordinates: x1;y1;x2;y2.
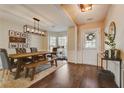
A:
33;17;40;33
23;17;46;36
79;4;92;12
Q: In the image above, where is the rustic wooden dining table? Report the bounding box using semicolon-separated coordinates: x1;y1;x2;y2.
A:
9;51;53;79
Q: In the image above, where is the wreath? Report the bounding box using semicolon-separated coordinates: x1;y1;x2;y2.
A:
86;33;95;41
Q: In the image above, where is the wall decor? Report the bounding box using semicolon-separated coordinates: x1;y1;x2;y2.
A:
108;21;116;41
26;33;31;48
104;21;118;59
9;30;30;48
86;33;96;41
84;32;96;48
105;21;116;49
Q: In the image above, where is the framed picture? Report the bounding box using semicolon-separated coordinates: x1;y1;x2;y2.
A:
9;30;29;48
9;30;15;36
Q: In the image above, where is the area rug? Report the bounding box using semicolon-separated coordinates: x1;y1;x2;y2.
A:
36;63;51;73
0;61;66;88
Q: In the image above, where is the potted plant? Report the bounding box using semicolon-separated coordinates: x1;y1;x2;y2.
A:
104;32;116;49
104;32;116;59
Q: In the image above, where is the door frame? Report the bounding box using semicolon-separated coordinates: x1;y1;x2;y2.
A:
81;28;100;65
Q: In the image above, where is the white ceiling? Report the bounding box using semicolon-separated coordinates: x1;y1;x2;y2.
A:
61;4;111;25
0;4;75;32
0;4;111;32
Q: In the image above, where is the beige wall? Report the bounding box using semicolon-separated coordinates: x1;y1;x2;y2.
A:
0;18;24;53
104;5;124;87
41;34;48;51
104;5;124;60
67;26;77;63
0;17;43;54
48;31;67;37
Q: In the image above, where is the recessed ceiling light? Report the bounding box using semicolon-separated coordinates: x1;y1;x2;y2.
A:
87;18;93;21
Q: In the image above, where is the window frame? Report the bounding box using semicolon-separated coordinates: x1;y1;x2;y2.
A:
49;36;57;51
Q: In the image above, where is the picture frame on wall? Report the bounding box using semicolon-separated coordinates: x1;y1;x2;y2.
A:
9;43;18;49
9;30;30;49
16;32;21;37
9;30;15;36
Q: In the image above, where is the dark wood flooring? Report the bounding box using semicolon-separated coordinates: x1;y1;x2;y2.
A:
29;63;118;88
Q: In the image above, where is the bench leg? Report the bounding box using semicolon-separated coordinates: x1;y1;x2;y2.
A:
31;67;35;81
5;69;10;81
50;61;54;67
25;68;29;78
55;60;57;67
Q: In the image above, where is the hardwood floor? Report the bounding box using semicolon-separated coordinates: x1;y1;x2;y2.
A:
29;63;118;88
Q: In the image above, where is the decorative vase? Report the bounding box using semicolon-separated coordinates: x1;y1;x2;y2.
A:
105;49;121;59
105;50;109;58
114;49;121;59
110;49;115;59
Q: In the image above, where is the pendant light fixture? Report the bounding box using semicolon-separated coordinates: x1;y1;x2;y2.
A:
79;4;92;12
33;17;40;33
23;17;46;36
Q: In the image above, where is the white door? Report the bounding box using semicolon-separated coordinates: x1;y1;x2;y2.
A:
82;28;100;66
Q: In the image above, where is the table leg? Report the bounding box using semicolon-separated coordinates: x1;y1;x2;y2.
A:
14;60;22;79
50;61;54;67
25;68;29;78
9;58;15;72
55;59;57;67
43;54;46;60
31;67;35;81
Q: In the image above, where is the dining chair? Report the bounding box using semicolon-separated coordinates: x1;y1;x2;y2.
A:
30;47;37;53
56;46;67;60
0;48;15;81
16;48;27;54
15;48;32;63
30;47;44;61
52;47;57;55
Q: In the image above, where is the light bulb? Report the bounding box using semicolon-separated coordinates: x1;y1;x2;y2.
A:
27;28;30;31
31;29;34;32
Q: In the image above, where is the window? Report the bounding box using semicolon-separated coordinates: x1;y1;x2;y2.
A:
49;36;67;56
58;36;67;47
58;36;67;56
49;36;57;51
85;33;96;48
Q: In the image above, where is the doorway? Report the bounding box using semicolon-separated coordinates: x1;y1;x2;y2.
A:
82;28;100;66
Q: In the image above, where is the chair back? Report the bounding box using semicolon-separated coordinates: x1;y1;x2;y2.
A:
16;48;26;54
30;47;38;53
0;48;11;69
52;47;57;52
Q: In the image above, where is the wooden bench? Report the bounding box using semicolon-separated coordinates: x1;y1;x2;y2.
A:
24;58;57;80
